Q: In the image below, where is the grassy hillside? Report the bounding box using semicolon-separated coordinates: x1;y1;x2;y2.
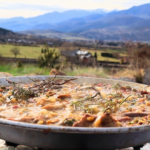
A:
0;44;60;59
87;50;120;62
0;44;43;58
0;44;124;63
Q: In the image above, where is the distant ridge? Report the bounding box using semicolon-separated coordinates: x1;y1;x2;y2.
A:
1;3;150;41
0;9;107;31
0;27;15;35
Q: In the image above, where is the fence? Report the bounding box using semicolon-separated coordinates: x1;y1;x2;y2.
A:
0;57;37;63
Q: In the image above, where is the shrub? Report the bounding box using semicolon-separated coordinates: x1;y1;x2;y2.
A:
101;53;114;58
134;69;144;83
37;56;45;68
94;52;97;60
38;45;60;68
41;49;44;53
17;60;23;68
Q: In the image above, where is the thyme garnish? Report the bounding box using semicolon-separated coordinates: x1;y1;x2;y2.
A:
12;86;38;100
119;95;131;107
103;95;131;113
112;83;121;90
103;107;113;113
83;107;94;114
7;79;38;100
70;86;101;111
107;92;123;99
29;77;77;91
1;86;6;90
70;95;92;110
60;118;76;126
7;77;77;101
70;88;101;112
71;100;83;110
103;100;117;113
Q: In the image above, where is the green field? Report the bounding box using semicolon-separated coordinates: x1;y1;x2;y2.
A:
0;44;126;63
0;62;109;78
0;44;43;58
0;63;50;76
0;44;60;59
87;50;120;62
64;66;108;78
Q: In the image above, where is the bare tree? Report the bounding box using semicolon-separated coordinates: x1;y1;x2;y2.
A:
125;42;150;83
59;42;77;52
10;47;20;58
125;42;150;69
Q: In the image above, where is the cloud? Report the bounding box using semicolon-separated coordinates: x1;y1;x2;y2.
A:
122;0;150;8
0;9;46;18
0;3;66;11
0;0;149;18
0;0;149;11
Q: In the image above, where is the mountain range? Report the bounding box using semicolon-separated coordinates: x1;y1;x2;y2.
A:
0;9;107;31
1;3;150;41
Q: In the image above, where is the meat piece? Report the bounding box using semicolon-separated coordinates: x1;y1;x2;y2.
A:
12;105;19;108
117;116;132;122
42;103;65;110
141;91;149;95
73;114;96;127
57;94;71;99
93;113;121;127
46;119;59;124
123;112;149;117
9;117;34;123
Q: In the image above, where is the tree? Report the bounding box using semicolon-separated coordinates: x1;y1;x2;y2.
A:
38;45;60;68
94;52;97;61
59;42;76;51
10;47;20;58
125;42;150;69
41;49;44;53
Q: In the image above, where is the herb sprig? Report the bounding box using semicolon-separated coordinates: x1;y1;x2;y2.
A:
71;86;101;112
7;77;77;101
103;95;131;113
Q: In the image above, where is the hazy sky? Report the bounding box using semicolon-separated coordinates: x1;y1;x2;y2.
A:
0;0;149;18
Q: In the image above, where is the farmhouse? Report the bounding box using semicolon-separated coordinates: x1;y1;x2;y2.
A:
61;50;95;65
